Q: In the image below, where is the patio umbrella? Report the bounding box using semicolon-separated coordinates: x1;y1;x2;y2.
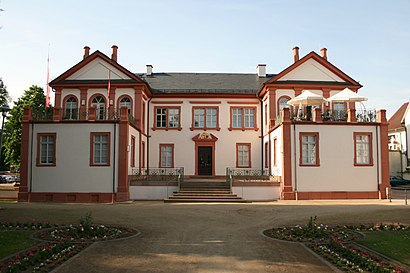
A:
327;88;368;102
287;90;327;106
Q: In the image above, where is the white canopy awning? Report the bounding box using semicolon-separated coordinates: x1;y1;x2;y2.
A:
287;90;327;106
327;88;368;102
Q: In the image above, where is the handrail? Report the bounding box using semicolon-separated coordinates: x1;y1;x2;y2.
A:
129;167;184;182
226;167;270;183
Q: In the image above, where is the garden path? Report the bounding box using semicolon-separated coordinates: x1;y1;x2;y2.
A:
0;200;409;273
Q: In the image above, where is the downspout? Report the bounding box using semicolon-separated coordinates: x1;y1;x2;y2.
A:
376;125;380;196
404;122;409;168
260;99;264;175
29;123;34;196
293;123;297;199
399;130;403;176
146;98;152;171
112;122;116;203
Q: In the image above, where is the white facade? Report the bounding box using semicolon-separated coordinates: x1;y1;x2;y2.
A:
18;46;390;202
30;123;118;193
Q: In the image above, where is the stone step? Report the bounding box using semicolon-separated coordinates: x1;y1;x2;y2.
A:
173;192;234;196
164;198;249;203
169;195;241;199
179;188;231;192
180;184;230;188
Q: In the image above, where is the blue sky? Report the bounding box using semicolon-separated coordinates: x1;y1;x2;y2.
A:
0;0;409;117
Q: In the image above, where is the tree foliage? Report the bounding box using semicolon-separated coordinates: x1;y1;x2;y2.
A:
3;85;47;168
0;78;10;106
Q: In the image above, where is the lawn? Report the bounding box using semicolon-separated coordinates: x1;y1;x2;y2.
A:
0;230;38;258
356;230;410;266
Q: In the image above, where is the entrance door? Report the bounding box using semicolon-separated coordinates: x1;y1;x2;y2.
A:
198;146;212;176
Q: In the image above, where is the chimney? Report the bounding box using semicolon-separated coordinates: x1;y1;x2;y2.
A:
293;46;299;63
146;65;153;76
320;48;327;60
256;64;266;77
111;45;118;62
83;46;90;59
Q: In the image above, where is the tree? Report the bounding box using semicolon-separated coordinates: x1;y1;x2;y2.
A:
3;85;48;168
0;78;10;106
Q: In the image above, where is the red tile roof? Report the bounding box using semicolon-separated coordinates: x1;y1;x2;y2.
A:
388;102;409;131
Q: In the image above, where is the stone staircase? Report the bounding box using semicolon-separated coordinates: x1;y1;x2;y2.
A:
164;179;248;203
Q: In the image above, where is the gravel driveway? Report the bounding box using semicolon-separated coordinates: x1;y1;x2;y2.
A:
0;200;409;273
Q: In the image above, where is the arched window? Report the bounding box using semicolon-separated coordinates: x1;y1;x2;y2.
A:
119;96;132;114
92;96;105;120
278;96;291;115
64;96;78;120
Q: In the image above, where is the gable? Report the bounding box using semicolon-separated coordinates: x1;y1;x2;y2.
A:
67;57;132;80
277;58;344;82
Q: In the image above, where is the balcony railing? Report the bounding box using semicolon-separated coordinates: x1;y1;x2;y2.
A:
129;167;184;182
31;108;136;123
32;109;54;121
226;168;270;184
62;108;121;121
287;108;377;123
355;109;377;123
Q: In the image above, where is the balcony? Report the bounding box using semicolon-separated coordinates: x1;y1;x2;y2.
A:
273;108;378;128
30;107;137;124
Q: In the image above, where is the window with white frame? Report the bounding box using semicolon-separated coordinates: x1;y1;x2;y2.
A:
193;107;217;129
91;133;109;165
119;96;131;114
168;109;179;128
278;97;290;115
91;96;106;120
232;108;242;128
38;134;56;165
231;107;256;129
160;144;174;168
237;143;251;168
155;107;180;129
64;97;77;120
355;133;372;165
300;133;319;166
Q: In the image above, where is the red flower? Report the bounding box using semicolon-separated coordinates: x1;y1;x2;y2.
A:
50;263;55;267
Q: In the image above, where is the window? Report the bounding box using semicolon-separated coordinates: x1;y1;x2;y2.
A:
37;133;56;166
90;132;110;166
192;107;219;130
236;143;251;168
333;102;346;121
159;144;174;168
141;141;145;168
91;95;106;120
354;132;373;166
64;96;78;120
264;142;269;168
154;107;181;130
142;102;146;133
273;138;277;166
265;104;268;126
130;136;136;167
278;96;291;116
300;132;320;166
119;96;132;114
230;107;257;130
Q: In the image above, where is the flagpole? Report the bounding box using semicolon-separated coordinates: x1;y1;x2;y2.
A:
46;44;51;108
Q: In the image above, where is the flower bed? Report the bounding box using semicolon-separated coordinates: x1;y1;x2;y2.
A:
0;214;139;273
263;217;409;273
0;241;88;273
35;224;136;242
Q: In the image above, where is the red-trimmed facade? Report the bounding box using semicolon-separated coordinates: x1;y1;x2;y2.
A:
18;46;390;202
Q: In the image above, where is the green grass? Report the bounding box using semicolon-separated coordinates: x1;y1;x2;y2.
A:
0;230;38;258
356;230;410;266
